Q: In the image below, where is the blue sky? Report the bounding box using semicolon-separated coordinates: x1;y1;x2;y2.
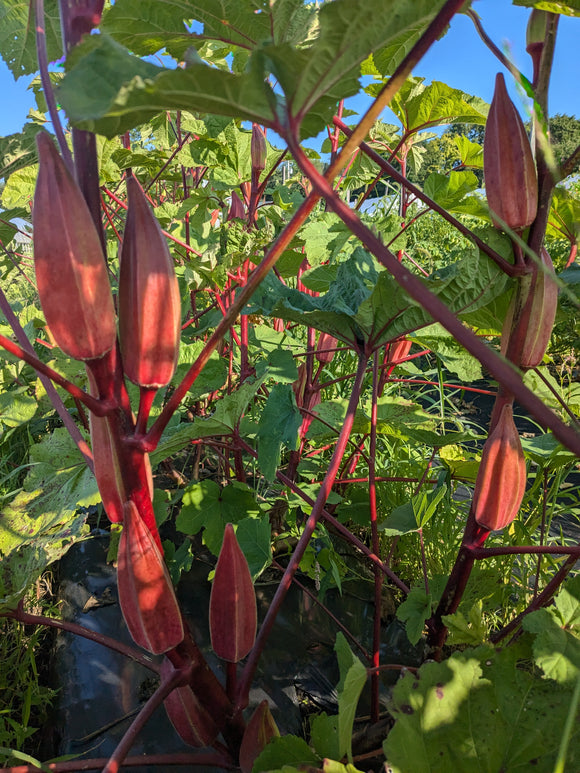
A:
0;0;577;139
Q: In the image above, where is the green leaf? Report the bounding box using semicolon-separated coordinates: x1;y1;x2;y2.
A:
381;483;447;535
266;0;446;136
172;342;227;399
162;538;194;586
413;324;483;382
253;736;319;773
257;383;301;482
384;77;488;134
258;347;299;384
423;170;480;212
298;214;351;268
546;186;580;243
520;433;577;470
0;388;37;428
58;34;276;138
396;587;431;645
384;645;580;772
523;608;580;683
235;515;272;580
554;576;580;628
442;600;488;646
0;123;44;180
453;134;483;169
1;166;38;209
322;762;365;773
150;378;266;464
102;0;275;60
512;0;580;17
310;713;340;761
176;480;261;556
0;429;93;609
0;207;28;248
59;0;446;139
0;0;62;78
23;429;99;509
249;242;510;350
0;748;52;773
334;633;367;763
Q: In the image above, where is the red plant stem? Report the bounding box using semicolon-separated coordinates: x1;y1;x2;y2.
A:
533;470;549;598
136;386;158;435
528;14;559;258
226;660;237;701
335;476;438;485
285;132;580;457
271;559;371;661
385;378;497;396
167;626;243;752
323;0;469;175
235;355;369;711
565;242;578;268
427;514;489;654
333;118;525;277
490;553;578;643
6;605;157;672
101;195;124;247
34;0;74;175
466;8;531;90
314;351;435;392
102;668;201;773
0;754;234;773
0;290;95;470
239;301;251;382
274;468;410;594
369;353;381;723
73;129;107;250
369;664;419;676
0;334;111;418
0;239;35;288
297;407;371;469
146;131;192;194
470;544;580;558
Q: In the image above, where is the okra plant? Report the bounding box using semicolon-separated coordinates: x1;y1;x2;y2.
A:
0;0;579;771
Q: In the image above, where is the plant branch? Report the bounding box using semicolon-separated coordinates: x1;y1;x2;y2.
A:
0;289;94;470
142;192;321;450
320;0;469;182
560;142;580;179
35;0;74;175
6;605;157;672
0;754;233;773
333;118;524;276
102;669;192;773
467;8;531;92
235;355;369;710
236;437;409;594
137;0;471;448
271;559;371;661
285;134;580;457
470;544;580;559
0;334;112;417
102;187;203;258
490;552;577;643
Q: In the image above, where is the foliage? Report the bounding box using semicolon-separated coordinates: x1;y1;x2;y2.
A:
0;586;58;766
0;0;578;771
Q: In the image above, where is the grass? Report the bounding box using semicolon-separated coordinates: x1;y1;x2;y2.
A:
0;578;58;766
